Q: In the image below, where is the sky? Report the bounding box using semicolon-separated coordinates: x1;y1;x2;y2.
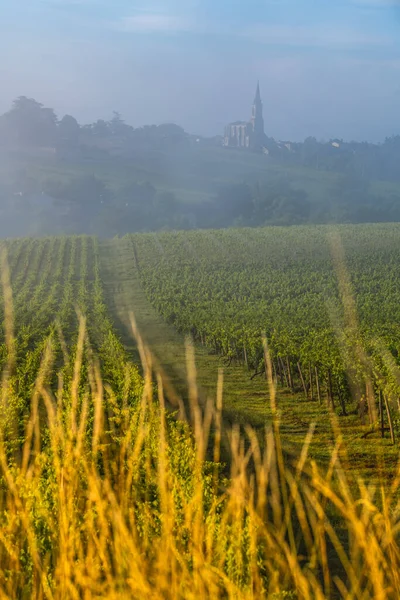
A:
1;0;400;141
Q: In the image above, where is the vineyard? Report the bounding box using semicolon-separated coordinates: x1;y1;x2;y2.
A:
2;230;400;598
0;236;144;454
131;224;400;440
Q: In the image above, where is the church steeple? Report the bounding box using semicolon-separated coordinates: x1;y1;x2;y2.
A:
250;81;265;151
222;80;266;151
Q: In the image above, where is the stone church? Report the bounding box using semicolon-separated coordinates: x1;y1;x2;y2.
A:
223;82;266;152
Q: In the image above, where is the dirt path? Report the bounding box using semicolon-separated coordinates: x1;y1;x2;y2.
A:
99;237;273;429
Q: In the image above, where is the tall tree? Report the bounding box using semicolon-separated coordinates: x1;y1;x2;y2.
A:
58;114;80;146
4;96;58;146
91;120;110;137
109;111;132;137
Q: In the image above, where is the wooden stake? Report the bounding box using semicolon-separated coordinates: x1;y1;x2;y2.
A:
315;366;321;405
384;393;395;445
309;363;314;401
297;362;308;399
279;356;289;388
379;390;385;438
286;356;293;391
327;370;335;409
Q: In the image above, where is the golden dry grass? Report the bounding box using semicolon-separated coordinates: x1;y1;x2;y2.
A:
0;312;399;600
0;238;399;600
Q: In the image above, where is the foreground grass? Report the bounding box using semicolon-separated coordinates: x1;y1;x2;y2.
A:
0;235;399;597
1;315;400;598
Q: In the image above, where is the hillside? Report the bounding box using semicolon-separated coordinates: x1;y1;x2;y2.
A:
2;143;394;202
2;143;400;238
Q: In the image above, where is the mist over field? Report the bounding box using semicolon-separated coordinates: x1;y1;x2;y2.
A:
0;0;400;237
1;94;400;238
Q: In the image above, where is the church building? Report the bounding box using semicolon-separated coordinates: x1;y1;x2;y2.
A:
223;82;266;152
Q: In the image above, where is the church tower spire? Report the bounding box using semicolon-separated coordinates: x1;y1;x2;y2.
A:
222;80;267;151
250;81;265;151
255;80;261;103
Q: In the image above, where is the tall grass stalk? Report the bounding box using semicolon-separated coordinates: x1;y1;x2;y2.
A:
0;268;399;599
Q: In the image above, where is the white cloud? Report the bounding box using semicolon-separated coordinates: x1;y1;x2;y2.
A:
117;13;192;33
242;24;392;48
130;1;199;11
115;14;393;48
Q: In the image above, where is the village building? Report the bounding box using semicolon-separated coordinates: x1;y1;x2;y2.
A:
223;82;266;152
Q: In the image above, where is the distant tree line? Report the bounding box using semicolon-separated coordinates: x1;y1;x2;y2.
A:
266;134;400;183
212;176;400;226
1;96;400;237
0;96;190;156
2;96;400;183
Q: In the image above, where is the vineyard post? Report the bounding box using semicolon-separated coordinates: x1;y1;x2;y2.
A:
379;390;384;438
309;363;314;401
273;359;279;386
271;358;277;384
279;356;289;388
286;356;293;391
278;356;285;387
327;370;335;409
315;367;321;405
383;393;395;445
297;362;308;399
366;381;377;426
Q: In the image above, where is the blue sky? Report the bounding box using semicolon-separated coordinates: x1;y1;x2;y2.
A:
1;0;400;141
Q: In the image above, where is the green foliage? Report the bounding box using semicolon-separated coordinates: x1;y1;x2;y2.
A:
0;236;143;442
131;224;400;412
